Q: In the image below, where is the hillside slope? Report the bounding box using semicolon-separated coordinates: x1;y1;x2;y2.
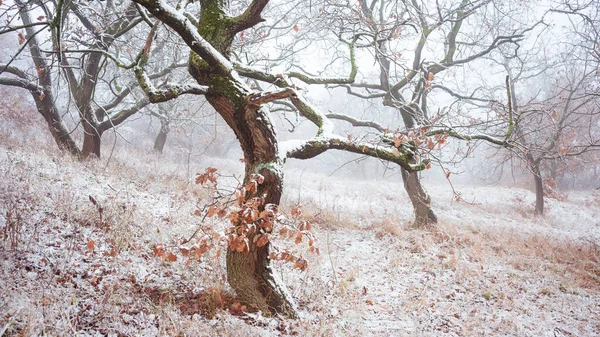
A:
1;144;599;336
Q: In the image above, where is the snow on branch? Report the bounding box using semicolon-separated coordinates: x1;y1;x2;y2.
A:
247;88;296;106
282;135;426;172
132;0;233;75
233;64;424;171
0;77;43;93
0;64;29;80
133;22;209;103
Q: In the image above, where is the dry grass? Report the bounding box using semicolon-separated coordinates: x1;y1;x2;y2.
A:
1;123;600;336
405;221;600;291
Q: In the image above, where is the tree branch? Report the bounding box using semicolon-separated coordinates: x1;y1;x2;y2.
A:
231;0;270;33
326;113;386;133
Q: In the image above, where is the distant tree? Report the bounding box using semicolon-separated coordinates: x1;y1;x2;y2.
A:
482;2;600;215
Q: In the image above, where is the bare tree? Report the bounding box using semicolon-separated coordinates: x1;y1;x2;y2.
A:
479;1;600;215
259;0;528;226
0;0;196;157
130;0;441;317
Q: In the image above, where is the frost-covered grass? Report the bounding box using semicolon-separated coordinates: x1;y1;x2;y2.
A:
1;133;599;336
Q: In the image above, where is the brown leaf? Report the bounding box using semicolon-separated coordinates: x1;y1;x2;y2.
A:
153;244;165;257
17;33;25;45
255;174;264;184
256;234;270;247
427;138;435;150
197;242;210;256
207;205;218;217
294;232;303;244
427;72;434;81
293;24;299;32
291;206;302;217
237;238;249;253
235;189;244;206
245;181;258;195
86;240;95;251
293;258;308;271
230;302;247;315
166;251;177;262
179;247;190;257
394;136;402;147
228;211;241;225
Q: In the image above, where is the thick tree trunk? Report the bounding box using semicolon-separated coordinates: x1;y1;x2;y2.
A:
153;120;169;153
81;124;102;158
182;0;296;317
226;159;297;317
396;103;437;227
401;167;437;227
207;91;297;317
532;164;544;215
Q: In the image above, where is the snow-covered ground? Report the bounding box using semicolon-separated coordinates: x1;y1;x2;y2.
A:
1;142;599;336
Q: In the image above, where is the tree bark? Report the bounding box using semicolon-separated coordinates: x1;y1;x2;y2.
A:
401;168;437;227
81;122;103;158
32;90;81;157
12;0;81;157
153;119;169;153
226;158;296;317
396;103;438;227
186;0;296;317
532;163;544;215
205;91;297;317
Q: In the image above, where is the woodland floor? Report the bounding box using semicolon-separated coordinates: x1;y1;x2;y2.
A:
1;136;599;337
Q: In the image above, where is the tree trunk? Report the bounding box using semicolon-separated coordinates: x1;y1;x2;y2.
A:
153;119;169;153
181;0;298;317
81;123;103;158
32;90;81;157
206;90;297;317
226;158;297;317
401;167;437;227
532;164;544;215
396;102;438;227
